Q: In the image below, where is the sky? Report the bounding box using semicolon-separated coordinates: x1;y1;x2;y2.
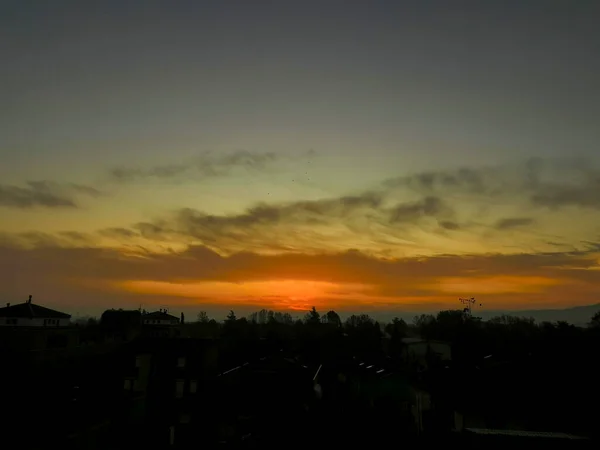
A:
1;0;600;320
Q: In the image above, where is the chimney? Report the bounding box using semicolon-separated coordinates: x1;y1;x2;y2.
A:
28;295;32;304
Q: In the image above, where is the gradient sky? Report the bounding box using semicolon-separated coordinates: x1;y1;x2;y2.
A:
2;1;600;319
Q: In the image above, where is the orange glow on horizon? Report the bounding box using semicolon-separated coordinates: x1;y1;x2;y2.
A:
435;275;563;295
111;278;487;311
115;279;378;310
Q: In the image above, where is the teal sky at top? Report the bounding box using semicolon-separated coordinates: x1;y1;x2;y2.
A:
1;0;599;186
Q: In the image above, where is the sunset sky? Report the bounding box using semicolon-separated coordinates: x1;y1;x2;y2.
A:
2;1;599;319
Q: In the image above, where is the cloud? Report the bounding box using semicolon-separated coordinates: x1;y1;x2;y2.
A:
0;231;96;248
3;156;600;316
108;149;316;182
0;181;102;209
125;189;460;255
11;156;588;260
389;196;454;223
57;231;95;244
494;217;536;230
439;220;461;230
98;227;141;239
93;157;600;257
384;157;600;210
531;180;600;209
0;240;598;314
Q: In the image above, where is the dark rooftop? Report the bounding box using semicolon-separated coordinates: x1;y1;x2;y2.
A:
142;310;179;321
465;428;589;440
0;296;70;319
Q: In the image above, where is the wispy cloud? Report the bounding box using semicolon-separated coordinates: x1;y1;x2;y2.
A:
0;231;97;248
98;227;141;239
0;181;102;209
124;190;458;255
98;158;598;256
494;217;536;230
384;157;600;211
108;149;315;183
389;196;454;224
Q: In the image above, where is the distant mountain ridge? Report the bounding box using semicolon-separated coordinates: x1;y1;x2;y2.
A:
477;303;600;326
370;303;600;327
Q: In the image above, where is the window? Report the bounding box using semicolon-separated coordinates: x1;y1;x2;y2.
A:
133;379;140;391
124;379;132;390
177;357;186;368
135;356;142;368
179;414;191;424
175;380;184;398
190;380;197;394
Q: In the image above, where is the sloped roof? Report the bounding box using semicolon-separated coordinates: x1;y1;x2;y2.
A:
143;311;179;321
0;302;71;319
401;337;450;346
465;428;588;440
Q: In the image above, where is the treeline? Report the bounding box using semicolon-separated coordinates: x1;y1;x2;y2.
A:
189;306;600;362
193;307;384;337
196;307;384;329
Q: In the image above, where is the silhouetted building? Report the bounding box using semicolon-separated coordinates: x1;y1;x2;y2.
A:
0;296;78;353
117;337;219;448
101;309;142;328
0;295;71;327
100;309;142;342
142;310;181;338
143;309;180;326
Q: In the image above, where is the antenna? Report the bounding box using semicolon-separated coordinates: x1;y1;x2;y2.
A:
459;297;477;317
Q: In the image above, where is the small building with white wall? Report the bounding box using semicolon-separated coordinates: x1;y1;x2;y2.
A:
0;295;71;327
142;310;180;326
142;310;181;338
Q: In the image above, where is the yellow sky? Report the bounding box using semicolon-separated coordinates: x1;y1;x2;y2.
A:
2;156;600;316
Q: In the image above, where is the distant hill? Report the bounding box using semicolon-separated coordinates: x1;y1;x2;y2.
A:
477;303;600;326
370;303;600;327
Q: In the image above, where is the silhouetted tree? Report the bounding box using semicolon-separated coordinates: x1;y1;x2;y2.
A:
74;316;98;327
385;317;408;338
412;313;435;338
226;310;237;323
197;311;209;323
589;310;600;328
325;310;342;328
384;317;408;356
305;307;320;325
279;312;293;325
258;309;269;324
